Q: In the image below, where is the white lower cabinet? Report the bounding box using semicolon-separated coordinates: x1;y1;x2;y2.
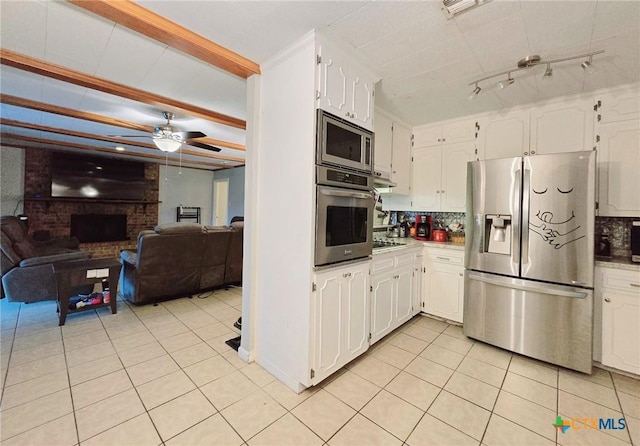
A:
421;247;465;323
598;266;640;375
371;248;420;344
312;260;370;384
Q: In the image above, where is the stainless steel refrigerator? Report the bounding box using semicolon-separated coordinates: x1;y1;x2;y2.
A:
464;151;596;374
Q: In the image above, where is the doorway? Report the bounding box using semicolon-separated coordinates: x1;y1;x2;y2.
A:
214;178;229;226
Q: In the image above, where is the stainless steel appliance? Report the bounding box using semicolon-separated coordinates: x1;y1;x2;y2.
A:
317;109;373;174
464;151;596;373
632;221;640;263
315;165;373;266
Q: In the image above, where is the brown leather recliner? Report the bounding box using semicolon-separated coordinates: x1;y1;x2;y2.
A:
1;216;92;303
225;221;243;284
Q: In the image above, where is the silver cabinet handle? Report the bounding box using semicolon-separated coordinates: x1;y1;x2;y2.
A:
441;190;445;193
531;150;536;154
459;273;463;277
436;256;450;261
631;283;640;288
436;190;440;194
604;298;611;302
524;152;529;155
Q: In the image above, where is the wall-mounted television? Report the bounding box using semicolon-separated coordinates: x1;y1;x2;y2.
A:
51;152;146;200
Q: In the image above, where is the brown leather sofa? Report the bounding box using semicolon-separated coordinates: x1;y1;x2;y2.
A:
119;221;243;304
1;216;92;303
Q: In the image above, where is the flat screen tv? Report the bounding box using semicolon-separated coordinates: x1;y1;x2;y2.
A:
51;152;146;200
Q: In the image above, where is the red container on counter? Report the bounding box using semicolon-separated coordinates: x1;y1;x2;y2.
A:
432;229;447;242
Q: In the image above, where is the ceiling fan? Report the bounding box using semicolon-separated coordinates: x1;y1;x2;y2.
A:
111;111;221;153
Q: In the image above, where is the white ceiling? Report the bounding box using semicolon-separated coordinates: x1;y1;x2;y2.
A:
1;0;639;166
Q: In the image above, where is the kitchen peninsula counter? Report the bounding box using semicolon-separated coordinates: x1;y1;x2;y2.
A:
596;256;640;272
373;237;465;255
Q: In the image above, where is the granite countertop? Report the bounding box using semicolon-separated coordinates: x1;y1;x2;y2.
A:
595;256;640;272
372;236;465;255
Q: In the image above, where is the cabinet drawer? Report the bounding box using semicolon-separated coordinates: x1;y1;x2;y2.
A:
424;248;464;265
372;253;395;274
395;252;416;267
601;268;640;295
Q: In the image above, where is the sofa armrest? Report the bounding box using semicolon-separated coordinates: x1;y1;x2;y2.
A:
19;251;92;268
120;250;138;267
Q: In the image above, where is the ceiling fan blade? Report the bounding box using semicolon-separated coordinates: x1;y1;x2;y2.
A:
175;131;206;139
186;140;222;152
107;134;150;138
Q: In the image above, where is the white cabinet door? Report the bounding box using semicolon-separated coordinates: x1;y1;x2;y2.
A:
530;99;595;155
318;53;349;119
413;119;476;148
374;112;393;175
370;270;394;344
598;86;640;124
411;147;441;211
390;122;412;195
413;125;443;148
413;254;423;316
479;110;530;160
598;119;640;217
344;265;370;358
395;265;414;326
313;261;370;384
423;261;464;323
441;141;476;212
351;74;375;129
601;289;640;374
313;271;344;382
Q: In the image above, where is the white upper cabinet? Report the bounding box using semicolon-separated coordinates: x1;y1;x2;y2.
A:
390;122;412;195
529;98;595;155
410;141;475;212
597;119;640;217
597;85;640;124
478;110;530;160
374;111;393;175
413;118;477;148
317;36;376;130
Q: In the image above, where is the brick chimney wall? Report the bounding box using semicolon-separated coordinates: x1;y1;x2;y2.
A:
22;148;159;258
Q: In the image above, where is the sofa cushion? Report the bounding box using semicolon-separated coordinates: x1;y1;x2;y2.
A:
13;240;38;259
154;223;203;234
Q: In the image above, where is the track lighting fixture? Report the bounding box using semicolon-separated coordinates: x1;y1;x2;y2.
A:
581;55;598;75
468;50;604;97
498;74;515;89
467;83;481;100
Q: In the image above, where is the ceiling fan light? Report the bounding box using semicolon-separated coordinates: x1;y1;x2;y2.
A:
543;63;553;79
153;137;182;152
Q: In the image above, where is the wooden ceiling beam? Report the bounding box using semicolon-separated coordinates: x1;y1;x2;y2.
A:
0;133;231;169
0;49;246;130
0;94;246;151
0;118;245;164
67;0;260;79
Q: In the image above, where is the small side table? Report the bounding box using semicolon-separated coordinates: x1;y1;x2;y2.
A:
54;257;121;326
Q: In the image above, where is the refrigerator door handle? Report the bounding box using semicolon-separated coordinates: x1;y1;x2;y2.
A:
513;169;521;265
468;272;589;299
521;168;531;265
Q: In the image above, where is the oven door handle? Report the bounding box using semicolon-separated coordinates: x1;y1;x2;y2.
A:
319;189;373;200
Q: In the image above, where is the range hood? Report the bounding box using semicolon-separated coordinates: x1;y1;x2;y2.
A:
374;172;397;188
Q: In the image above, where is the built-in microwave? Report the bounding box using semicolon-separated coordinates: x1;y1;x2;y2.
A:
316;109;374;174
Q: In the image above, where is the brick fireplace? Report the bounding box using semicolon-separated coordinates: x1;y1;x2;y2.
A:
22;148;159;258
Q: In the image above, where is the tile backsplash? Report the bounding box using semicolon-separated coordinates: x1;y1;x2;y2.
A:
388;211;634;258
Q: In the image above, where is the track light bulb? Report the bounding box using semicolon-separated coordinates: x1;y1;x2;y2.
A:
468;84;481;100
581;55;598;75
543;63;553;79
498;75;515;89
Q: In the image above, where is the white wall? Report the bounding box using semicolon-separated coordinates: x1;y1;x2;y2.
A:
212;166;245;224
0;147;25;216
158;165;214;225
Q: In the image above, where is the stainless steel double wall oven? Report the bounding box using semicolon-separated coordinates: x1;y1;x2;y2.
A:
315;110;375;266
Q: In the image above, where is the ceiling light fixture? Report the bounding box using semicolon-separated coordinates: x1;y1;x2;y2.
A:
152;112;182;152
468;50;604;97
468;83;481;100
581;55;598;75
115;146;125;151
153;136;182;152
441;0;489;19
498;74;515;89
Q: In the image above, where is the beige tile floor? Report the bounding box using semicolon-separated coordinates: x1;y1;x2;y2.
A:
1;288;639;446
